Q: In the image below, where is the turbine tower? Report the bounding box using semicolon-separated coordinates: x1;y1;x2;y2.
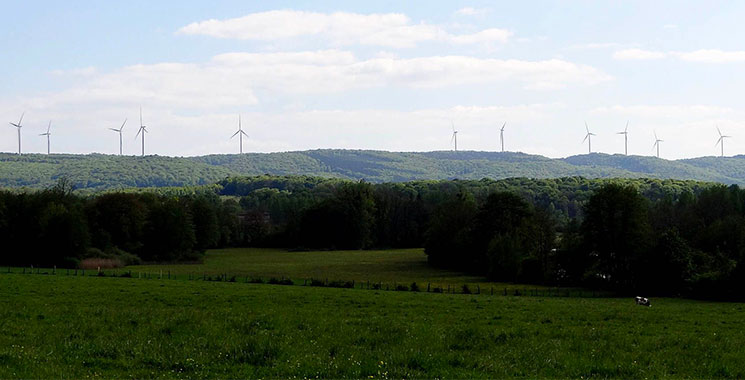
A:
582;122;596;154
451;122;458;152
109;119;126;156
39;121;52;155
716;126;731;158
134;108;148;157
499;122;506;152
653;131;663;158
231;115;249;154
8;112;24;155
617;121;629;155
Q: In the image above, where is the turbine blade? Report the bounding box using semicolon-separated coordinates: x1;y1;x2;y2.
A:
239;115;242;130
121;118;127;130
135;128;142;139
231;130;240;139
18;112;24;126
585;121;589;133
625;120;629;133
501;122;506;131
47;120;51;133
582;134;588;143
241;130;248;137
109;128;120;132
140;107;143;127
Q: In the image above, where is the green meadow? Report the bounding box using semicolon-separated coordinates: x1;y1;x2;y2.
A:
129;247;495;287
1;273;744;378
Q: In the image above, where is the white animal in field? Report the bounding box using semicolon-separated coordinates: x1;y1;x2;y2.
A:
635;296;651;307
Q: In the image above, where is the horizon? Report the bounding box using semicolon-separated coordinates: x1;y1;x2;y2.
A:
1;148;743;162
3;1;745;159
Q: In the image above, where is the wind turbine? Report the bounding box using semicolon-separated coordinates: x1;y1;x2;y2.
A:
8;112;24;155
653;131;663;158
499;122;506;152
715;126;731;158
231;115;249;154
617;121;629;155
134;108;148;157
451;122;458;152
582;122;596;154
39;121;52;155
109;119;126;155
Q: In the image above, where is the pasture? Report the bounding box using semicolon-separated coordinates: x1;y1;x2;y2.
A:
2;273;745;378
129;247;508;288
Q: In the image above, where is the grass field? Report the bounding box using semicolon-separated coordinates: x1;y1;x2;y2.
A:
128;247;513;287
2;273;745;378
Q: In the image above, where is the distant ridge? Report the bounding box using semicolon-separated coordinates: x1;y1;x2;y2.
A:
2;150;744;191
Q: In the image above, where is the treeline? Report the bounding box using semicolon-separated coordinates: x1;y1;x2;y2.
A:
426;183;745;299
4;175;742;299
0;180;244;268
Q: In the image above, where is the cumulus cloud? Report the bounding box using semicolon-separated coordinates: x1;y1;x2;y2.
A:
177;10;511;48
23;50;611;111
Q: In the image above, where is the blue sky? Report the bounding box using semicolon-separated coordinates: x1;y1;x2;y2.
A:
3;1;745;158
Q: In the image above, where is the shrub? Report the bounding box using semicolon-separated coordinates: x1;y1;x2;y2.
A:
268;278;293;285
79;258;123;270
410;282;420;292
328;280;354;288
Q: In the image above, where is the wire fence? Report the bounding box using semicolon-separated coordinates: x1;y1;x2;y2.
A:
0;265;614;298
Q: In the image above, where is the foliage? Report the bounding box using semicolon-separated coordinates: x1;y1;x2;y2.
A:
5;150;745;192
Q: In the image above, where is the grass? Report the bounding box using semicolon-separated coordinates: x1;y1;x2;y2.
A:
128;247;530;288
1;273;745;378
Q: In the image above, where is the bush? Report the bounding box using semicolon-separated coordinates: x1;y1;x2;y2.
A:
105;247;142;266
268;278;293;285
395;284;409;291
410;282;420;292
328;280;354;288
79;257;123;270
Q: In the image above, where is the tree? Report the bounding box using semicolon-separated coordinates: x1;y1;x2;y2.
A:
582;184;652;291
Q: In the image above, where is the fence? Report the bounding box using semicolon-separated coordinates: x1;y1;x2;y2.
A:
0;265;614;298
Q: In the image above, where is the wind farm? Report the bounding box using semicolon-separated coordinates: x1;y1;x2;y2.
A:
5;3;745;379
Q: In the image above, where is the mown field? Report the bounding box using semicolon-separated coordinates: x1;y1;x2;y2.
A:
128;247;523;289
1;273;744;378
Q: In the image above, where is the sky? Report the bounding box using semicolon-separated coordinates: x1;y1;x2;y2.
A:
2;1;745;159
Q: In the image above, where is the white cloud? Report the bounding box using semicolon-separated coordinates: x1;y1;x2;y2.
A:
455;7;489;16
27;51;609;110
674;49;745;63
613;48;745;63
591;104;734;119
663;24;678;29
612;48;667;60
177;10;511;48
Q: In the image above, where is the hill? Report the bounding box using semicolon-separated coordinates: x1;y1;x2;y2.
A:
2;150;745;190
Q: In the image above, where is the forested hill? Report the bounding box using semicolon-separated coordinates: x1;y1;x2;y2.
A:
2;150;745;191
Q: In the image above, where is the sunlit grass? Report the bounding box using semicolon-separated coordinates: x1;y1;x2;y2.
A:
129;247;505;287
1;274;744;378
